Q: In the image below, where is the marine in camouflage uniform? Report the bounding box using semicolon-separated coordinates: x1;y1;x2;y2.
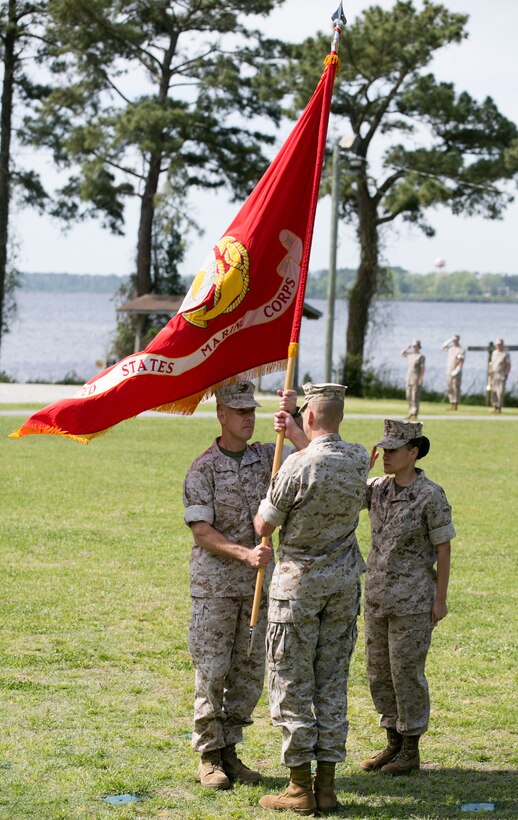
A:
489;338;511;412
255;383;369;814
442;335;465;409
401;340;425;420
361;419;455;776
183;381;296;789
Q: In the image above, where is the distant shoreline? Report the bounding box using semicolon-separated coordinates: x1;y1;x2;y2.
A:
20;272;128;294
19;271;518;303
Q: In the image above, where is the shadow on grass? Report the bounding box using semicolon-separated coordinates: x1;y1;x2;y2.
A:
331;767;518;818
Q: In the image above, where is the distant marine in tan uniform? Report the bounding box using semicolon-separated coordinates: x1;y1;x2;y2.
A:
400;340;425;420
488;338;511;413
442;334;465;410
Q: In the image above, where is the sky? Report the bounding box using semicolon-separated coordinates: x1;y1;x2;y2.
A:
10;0;518;278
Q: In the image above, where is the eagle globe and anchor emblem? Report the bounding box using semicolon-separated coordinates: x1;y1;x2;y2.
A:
179;236;250;328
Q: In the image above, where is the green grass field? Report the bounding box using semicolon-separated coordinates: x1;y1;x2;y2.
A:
1;402;517;818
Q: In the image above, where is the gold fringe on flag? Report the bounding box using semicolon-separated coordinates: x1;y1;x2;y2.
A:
8;422;109;444
153;358;289;414
324;52;341;70
9;357;290;442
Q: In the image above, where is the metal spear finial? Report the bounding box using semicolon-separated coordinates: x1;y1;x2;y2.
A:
331;3;347;53
332;2;347;27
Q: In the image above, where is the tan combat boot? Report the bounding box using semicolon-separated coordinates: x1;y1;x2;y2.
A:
259;762;317;815
198;749;230;789
221;743;262;784
360;728;402;771
313;760;337;813
380;734;420;776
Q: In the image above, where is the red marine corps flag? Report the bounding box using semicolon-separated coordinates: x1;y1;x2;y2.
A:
11;23;343;443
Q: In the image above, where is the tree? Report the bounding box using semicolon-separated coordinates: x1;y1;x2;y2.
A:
279;1;518;393
24;0;287;312
0;0;48;351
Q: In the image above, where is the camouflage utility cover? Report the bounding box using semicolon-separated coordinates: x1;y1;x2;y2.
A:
299;381;346;413
377;419;422;450
214;380;260;408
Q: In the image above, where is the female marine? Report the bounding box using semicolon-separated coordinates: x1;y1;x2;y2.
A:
361;419;455;775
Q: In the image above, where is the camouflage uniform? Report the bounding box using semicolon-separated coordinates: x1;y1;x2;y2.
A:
402;348;425;417
184;438;275;753
364;468;456;735
258;432;369;766
489;346;511;410
445;341;465;404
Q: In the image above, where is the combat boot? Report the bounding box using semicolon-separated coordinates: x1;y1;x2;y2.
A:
313;761;337;813
198;750;230;789
360;728;402;771
380;734;420;776
221;743;262;784
259;762;317;815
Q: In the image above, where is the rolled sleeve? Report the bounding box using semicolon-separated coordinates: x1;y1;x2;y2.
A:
183;464;215;529
430;522;456;546
258;497;287;528
424;485;456;545
184;504;214;527
268;459;298;513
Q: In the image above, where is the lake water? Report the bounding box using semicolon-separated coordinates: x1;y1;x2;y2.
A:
1;291;517;394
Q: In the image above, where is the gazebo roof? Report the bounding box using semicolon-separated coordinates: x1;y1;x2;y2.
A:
116;294;185;315
301;302;323;320
117;293;322;320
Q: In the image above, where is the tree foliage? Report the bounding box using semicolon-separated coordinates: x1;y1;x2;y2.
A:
307;267;518;302
278;0;518;393
24;0;287;309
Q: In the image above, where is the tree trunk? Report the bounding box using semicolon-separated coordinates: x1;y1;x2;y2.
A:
134;31;177;298
343;180;379;395
135;149;161;296
0;0;17;351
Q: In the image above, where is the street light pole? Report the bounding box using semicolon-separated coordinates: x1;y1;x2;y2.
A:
325;139;341;382
324;133;362;382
